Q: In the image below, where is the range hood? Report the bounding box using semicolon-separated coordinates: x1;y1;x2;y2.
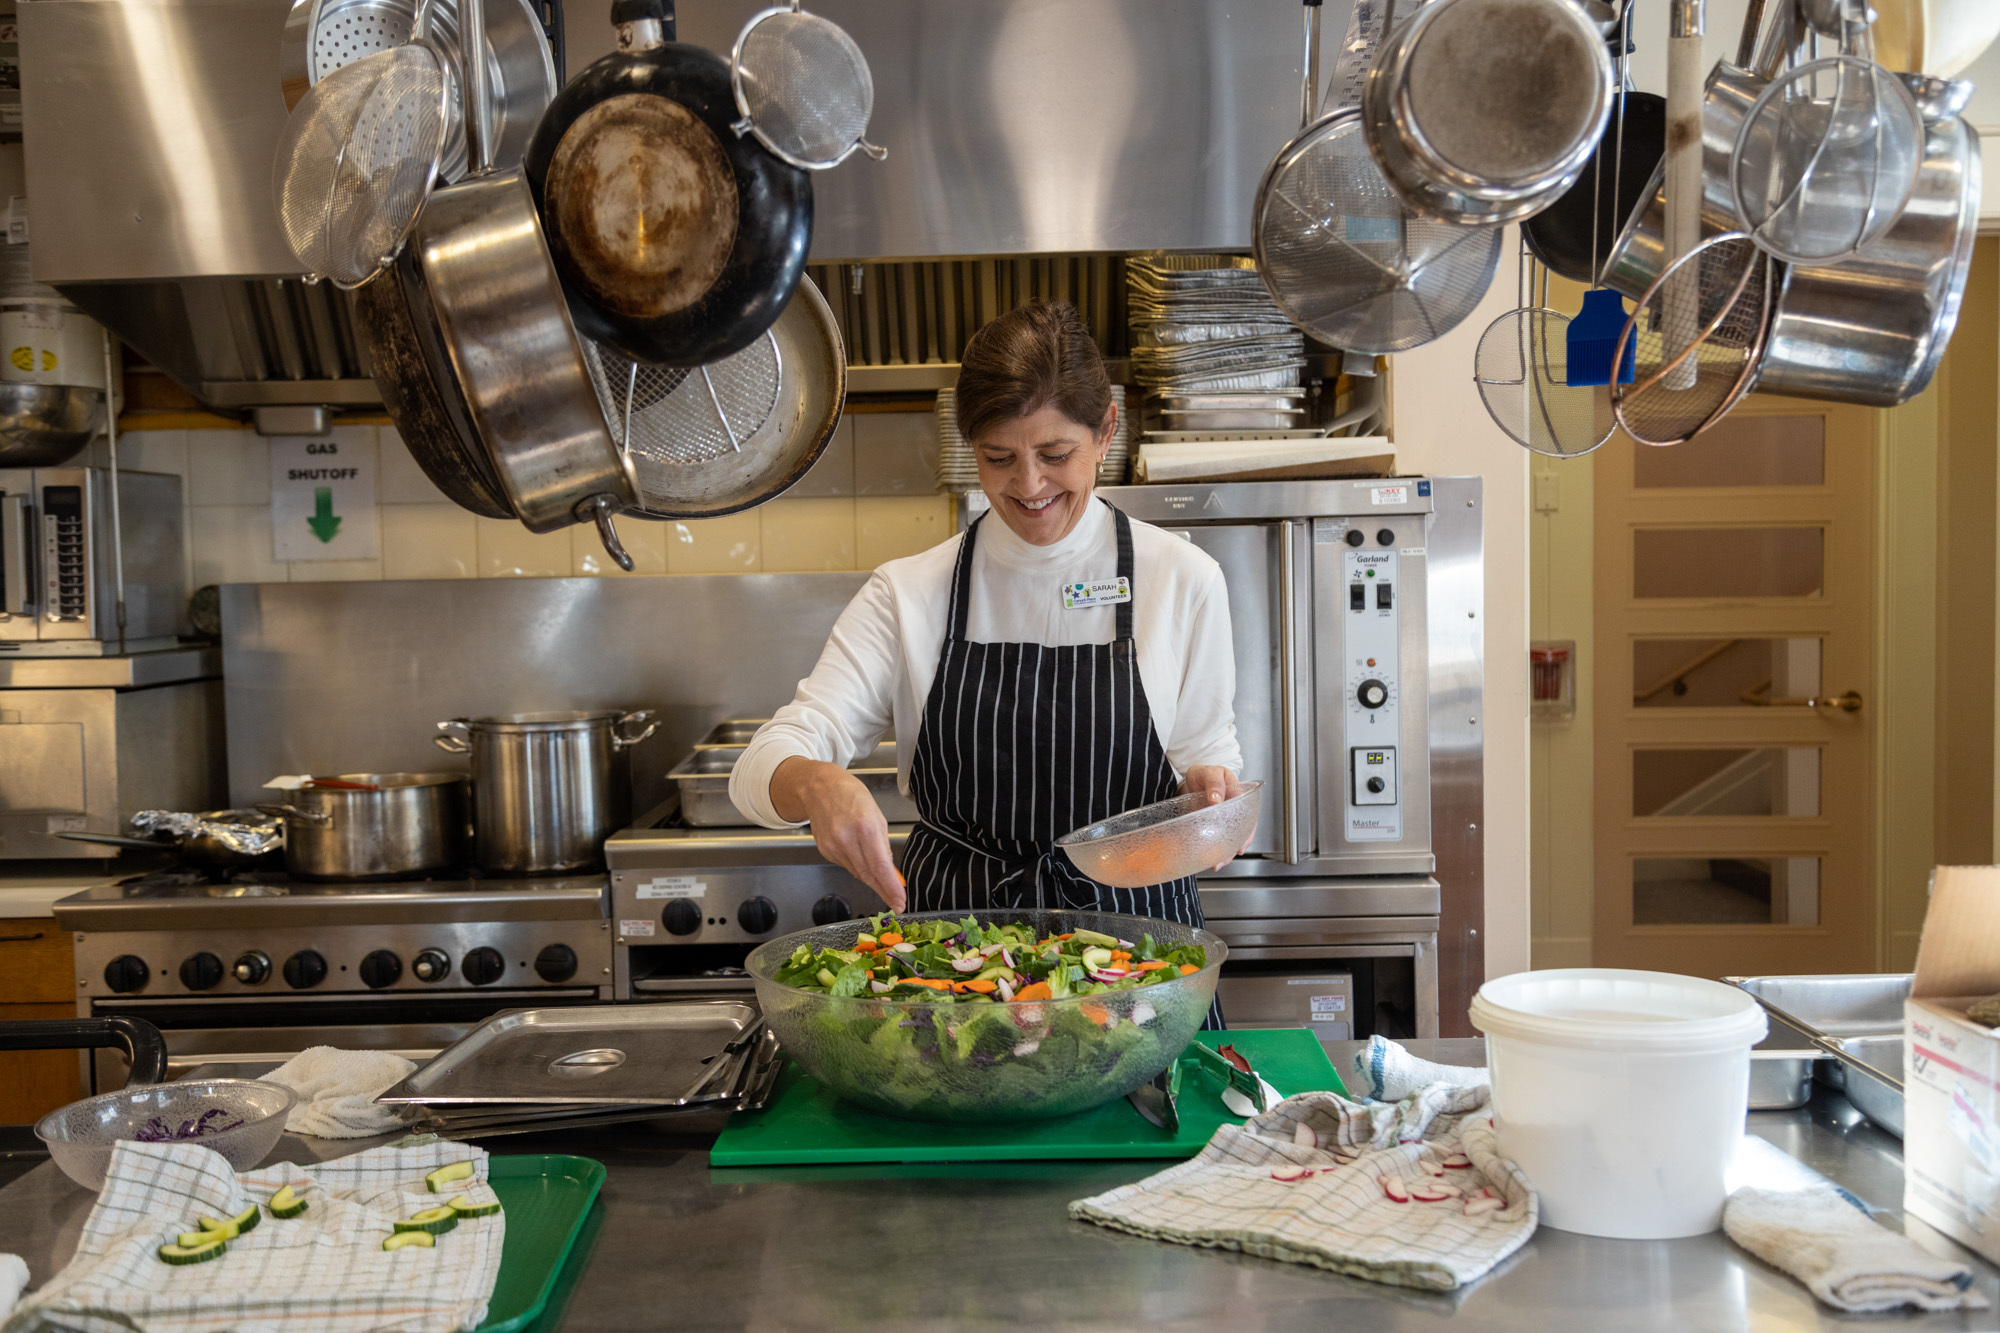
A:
19;0;1316;412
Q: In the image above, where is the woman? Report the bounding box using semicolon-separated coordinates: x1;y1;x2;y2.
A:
729;302;1243;939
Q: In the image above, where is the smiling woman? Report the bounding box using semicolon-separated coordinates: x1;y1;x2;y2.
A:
729;303;1245;1025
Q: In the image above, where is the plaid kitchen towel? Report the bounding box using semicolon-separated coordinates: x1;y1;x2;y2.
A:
1071;1083;1537;1291
3;1138;504;1333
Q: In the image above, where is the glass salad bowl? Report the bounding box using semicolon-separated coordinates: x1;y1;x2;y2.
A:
1056;780;1263;888
746;909;1226;1122
35;1078;297;1191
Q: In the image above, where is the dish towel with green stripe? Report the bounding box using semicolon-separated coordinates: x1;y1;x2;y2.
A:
1070;1083;1537;1291
3;1138;505;1333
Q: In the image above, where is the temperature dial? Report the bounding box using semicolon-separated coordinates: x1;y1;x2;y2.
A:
737;896;779;934
233;951;271;985
662;899;702;936
812;894;852;926
1357;678;1389;709
179;952;224;991
359;950;403;989
412;949;451;982
104;955;150;994
462;947;506;986
534;944;578;983
283;950;327;990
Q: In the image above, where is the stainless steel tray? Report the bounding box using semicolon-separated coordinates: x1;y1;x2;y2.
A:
668;743;917;826
693;718;771;751
1729;975;1909;1137
379;1001;760;1107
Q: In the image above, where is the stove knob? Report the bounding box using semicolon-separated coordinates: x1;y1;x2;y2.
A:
811;894;852;926
462;947;506;986
1357;678;1389;709
104;955;151;994
233;951;271;985
534;944;578;983
359;949;403;989
282;950;327;990
179;952;224;991
661;899;702;936
737;896;779;935
412;949;451;983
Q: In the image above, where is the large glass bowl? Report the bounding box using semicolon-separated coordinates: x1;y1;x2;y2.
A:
34;1079;297;1191
1056;781;1263;888
746;908;1226;1122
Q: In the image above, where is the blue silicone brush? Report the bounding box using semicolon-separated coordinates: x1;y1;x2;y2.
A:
1567;286;1636;386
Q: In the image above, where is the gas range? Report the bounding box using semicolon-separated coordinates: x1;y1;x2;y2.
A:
56;870;614;1004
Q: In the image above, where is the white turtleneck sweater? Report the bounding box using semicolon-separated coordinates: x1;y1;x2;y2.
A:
729;500;1242;829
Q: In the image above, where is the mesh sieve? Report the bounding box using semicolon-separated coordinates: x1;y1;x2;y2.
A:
274;43;446;288
582;333;785;507
1611;232;1772;447
730;4;884;170
1473;307;1613;457
309;0;417;79
1255;111;1502;355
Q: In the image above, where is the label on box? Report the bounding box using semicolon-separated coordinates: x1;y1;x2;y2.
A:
637;876;705;899
619;919;656;937
1371;485;1408;506
1307;994;1348;1020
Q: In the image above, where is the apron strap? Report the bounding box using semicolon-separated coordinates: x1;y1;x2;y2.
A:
944;514;983;644
1108;502;1136;645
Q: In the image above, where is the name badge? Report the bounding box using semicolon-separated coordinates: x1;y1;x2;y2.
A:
1063;577;1131;610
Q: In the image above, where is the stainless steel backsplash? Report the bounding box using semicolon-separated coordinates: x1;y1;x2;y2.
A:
219;574;870;811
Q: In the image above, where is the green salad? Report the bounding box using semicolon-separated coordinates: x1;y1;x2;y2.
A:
762;914;1213;1120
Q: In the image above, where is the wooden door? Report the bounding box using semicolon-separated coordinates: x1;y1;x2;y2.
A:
1593;397;1876;976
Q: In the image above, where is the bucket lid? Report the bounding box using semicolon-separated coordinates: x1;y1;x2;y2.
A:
1469;968;1768;1054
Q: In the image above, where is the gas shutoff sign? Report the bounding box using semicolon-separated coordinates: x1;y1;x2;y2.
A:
271;432;379;562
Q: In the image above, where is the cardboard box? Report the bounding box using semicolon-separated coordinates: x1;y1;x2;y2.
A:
1904;865;2000;1262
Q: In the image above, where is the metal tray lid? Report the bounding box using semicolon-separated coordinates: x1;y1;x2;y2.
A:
379;1001;761;1107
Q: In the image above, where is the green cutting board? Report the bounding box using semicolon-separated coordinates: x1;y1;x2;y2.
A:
709;1027;1345;1167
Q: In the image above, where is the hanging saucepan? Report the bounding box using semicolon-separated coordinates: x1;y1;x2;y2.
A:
521;0;813;368
1361;0;1613;226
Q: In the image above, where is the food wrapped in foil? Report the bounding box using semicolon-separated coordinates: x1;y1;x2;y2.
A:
130;809;286;855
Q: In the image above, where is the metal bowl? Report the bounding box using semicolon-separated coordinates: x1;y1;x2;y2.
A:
746;909;1225;1122
0;382;104;466
34;1079;297;1191
1057;781;1264;889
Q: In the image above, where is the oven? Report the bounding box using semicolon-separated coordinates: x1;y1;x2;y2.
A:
54;873;615;1089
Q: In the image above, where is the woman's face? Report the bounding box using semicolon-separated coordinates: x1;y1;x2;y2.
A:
974;401;1114;546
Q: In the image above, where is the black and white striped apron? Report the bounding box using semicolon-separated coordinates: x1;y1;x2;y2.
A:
904;501;1216;949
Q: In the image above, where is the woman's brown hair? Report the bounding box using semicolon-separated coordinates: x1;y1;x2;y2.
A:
954;302;1113;446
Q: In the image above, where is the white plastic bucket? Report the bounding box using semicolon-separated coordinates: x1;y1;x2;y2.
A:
1468;968;1768;1239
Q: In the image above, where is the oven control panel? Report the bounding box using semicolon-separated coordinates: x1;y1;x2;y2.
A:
71;921;615;1000
1342;541;1402;841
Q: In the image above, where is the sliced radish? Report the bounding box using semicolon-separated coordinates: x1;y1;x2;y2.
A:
1012;1039;1040;1057
1442;1152;1472;1169
1000;947;1015;969
951;956;984;974
1410;1184;1452;1203
1463;1196;1502;1218
1292;1122;1317;1149
891;942;917;954
996;977;1016;1002
1379;1176;1410;1203
868;979;892;994
1131;1001;1156;1026
1270;1168;1318;1183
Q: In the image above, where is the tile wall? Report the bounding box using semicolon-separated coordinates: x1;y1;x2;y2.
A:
93;409;951;590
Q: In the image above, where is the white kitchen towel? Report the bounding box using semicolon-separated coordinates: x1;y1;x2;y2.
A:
1725;1182;1987;1313
0;1256;27;1321
1071;1083;1536;1291
2;1138;504;1333
260;1046;417;1138
1352;1035;1490;1103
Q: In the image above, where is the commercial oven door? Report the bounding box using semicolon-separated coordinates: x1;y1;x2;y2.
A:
1169;521;1312;862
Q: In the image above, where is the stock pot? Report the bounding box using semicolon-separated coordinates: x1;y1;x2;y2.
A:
258;774;467;880
435;710;658;874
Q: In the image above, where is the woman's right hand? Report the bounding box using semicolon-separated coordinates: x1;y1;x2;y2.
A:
769;756;906;912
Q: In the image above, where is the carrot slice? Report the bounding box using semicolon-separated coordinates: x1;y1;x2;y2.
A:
1079;1001;1113;1026
963;979;997;994
1012;982;1052;1002
1179;964;1199;976
878;932;904;946
1133;960;1169;972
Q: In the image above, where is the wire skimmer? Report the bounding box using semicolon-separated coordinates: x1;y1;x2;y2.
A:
730;2;886;171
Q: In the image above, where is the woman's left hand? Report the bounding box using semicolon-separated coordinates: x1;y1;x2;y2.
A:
1181;766;1251;871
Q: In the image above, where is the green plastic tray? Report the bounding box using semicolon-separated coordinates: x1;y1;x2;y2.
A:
473;1154;606;1333
710;1027;1346;1167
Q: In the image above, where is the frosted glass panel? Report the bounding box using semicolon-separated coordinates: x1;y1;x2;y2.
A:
1633;857;1821;926
1633;415;1824;488
1633;528;1824;598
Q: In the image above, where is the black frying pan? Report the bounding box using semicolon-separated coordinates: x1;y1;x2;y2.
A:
522;0;813;368
1522;90;1665;286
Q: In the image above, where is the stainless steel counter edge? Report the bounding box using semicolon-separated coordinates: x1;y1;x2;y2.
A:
54;877;610;930
0;644;220;688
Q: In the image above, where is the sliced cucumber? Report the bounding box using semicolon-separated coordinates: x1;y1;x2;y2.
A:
158;1236;228;1266
268;1185;308;1219
1069;928;1120;948
176;1229;227;1249
195;1203;261;1239
446;1194;502;1219
424;1161;475;1193
393;1207;459;1235
382;1230;435;1252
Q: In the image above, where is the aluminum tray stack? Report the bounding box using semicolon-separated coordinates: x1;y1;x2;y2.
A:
376;1003;784;1140
1126;254;1306;422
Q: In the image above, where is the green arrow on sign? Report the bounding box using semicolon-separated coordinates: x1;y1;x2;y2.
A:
307;487;342;543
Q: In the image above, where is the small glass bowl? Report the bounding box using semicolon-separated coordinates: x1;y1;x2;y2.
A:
1056;781;1264;888
34;1079;297;1191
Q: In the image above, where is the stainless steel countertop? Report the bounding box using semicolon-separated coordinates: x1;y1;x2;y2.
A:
0;1048;1993;1330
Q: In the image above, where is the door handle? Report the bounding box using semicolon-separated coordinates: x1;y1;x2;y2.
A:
1277;520;1302;864
1741;685;1862;713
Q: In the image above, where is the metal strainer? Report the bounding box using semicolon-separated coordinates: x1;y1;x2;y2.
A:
583;330;784;483
730;2;886;171
273;42;447;288
1611;231;1772;447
